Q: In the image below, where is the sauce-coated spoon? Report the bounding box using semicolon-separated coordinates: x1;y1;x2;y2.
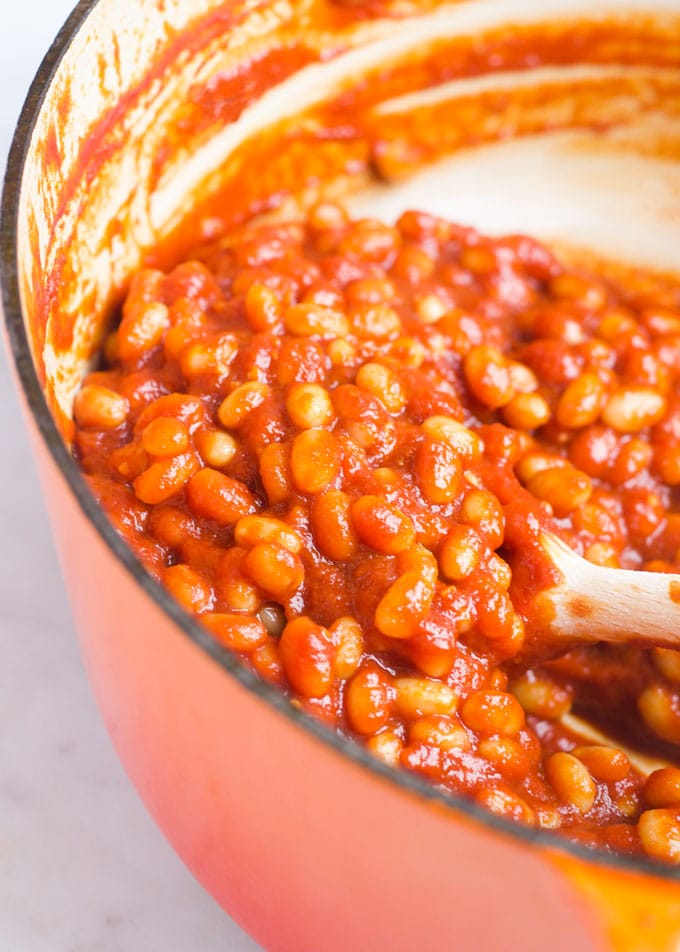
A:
517;532;680;659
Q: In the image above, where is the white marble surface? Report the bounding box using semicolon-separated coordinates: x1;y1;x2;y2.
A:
0;3;260;949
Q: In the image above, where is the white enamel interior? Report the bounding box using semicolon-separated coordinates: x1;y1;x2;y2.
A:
349;129;680;271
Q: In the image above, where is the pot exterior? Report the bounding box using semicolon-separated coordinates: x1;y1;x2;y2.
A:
5;0;680;948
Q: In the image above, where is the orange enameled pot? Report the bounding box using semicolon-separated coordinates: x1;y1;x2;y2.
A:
3;2;680;949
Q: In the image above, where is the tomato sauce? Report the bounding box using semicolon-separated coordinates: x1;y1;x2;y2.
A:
72;202;680;862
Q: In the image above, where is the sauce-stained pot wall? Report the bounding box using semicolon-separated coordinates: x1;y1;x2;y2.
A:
17;0;680;437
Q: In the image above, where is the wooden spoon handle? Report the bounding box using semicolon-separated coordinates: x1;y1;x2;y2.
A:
536;532;680;650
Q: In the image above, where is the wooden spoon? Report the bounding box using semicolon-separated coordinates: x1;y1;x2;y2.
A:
517;532;680;660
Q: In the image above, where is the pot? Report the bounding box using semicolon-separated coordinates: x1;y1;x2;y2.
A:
2;2;680;949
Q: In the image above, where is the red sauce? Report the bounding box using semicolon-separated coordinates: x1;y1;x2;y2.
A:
72;203;680;863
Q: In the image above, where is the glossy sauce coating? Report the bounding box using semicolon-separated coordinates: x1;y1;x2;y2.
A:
74;204;680;862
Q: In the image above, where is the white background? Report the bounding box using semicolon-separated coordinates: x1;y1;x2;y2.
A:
0;2;260;949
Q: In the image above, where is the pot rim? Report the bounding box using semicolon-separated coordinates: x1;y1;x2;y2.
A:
2;0;677;884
